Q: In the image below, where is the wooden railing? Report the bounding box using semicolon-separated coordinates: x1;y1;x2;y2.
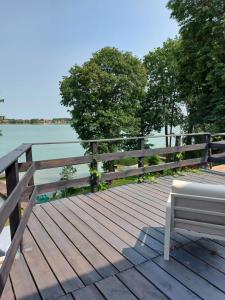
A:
0;131;223;296
0;144;36;294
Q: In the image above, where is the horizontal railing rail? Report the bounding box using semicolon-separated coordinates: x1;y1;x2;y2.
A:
31;131;211;145
208;140;225;165
0;131;223;296
0;143;32;173
18;142;207;172
0;164;35;234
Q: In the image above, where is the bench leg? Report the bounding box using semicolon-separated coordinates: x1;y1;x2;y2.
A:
164;207;171;260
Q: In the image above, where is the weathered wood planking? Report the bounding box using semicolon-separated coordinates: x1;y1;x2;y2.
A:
0;144;32;173
10;254;40;300
31;157;203;195
0;164;35;233
32;206;103;286
3;171;225;300
0;187;37;296
101;158;203;181
36;176;90;194
18;143;206;172
210;141;225;150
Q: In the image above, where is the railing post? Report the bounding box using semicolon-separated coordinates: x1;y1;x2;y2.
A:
138;138;145;168
174;135;181;161
5;161;21;241
26;146;34;186
175;135;181;147
202;133;211;169
208;134;212;169
90;142;98;193
138;138;145;181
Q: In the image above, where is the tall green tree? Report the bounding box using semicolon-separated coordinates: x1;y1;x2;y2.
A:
60;47;147;155
144;38;184;147
167;0;225;133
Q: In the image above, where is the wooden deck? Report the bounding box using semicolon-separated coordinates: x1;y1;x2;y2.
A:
2;171;225;300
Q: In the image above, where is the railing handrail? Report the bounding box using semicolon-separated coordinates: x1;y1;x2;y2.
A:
0;143;32;173
31;131;211;146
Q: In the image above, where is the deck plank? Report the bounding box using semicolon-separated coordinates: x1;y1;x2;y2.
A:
10;254;41;300
118;184;166;209
104;190;165;225
42;203;121;276
33;205;102;285
95;276;137;300
27;213;84;293
0;277;15;300
171;248;225;292
154;255;225;300
69;195;158;260
184;242;225;274
5;171;225;300
136;260;201;300
73;285;105;300
49;201;133;272
117;268;168;300
86;191;167;246
77;194;164;254
57;198;146;265
22;229;65;299
100;189;191;245
110;186;166;215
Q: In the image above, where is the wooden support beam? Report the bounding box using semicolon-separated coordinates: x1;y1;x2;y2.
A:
202;134;211;168
26;147;34;186
5;161;20;241
90;142;98;193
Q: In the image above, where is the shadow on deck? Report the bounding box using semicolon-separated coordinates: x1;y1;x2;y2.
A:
2;171;225;300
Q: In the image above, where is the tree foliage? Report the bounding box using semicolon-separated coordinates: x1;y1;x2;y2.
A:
60;47;147;153
144;38;184;146
167;0;225;132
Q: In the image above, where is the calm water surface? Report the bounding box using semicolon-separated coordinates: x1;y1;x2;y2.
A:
0;125;86;184
0;124;173;184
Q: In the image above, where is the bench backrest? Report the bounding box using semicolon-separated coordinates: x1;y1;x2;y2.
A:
171;180;225;237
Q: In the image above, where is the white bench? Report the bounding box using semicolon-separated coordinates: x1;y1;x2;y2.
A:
164;179;225;260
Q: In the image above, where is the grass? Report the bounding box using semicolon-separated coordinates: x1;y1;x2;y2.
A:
115;155;163;167
110;176;138;187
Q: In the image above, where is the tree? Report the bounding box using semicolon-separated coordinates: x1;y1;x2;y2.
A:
167;0;225;133
30;119;39;124
60;47;147;156
144;38;184;147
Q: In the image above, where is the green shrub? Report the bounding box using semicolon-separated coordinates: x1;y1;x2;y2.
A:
60;165;77;181
98;181;109;191
115;157;138;166
147;155;163;166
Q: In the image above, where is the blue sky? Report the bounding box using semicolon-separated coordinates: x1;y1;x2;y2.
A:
0;0;178;119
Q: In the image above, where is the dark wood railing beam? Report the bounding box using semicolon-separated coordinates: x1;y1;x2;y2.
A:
90;142;98;193
0;187;38;296
0;143;32;173
18;143;207;172
0;163;35;234
5;161;20;240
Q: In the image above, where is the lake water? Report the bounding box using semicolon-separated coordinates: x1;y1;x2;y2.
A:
0;125;175;184
0;125;85;184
